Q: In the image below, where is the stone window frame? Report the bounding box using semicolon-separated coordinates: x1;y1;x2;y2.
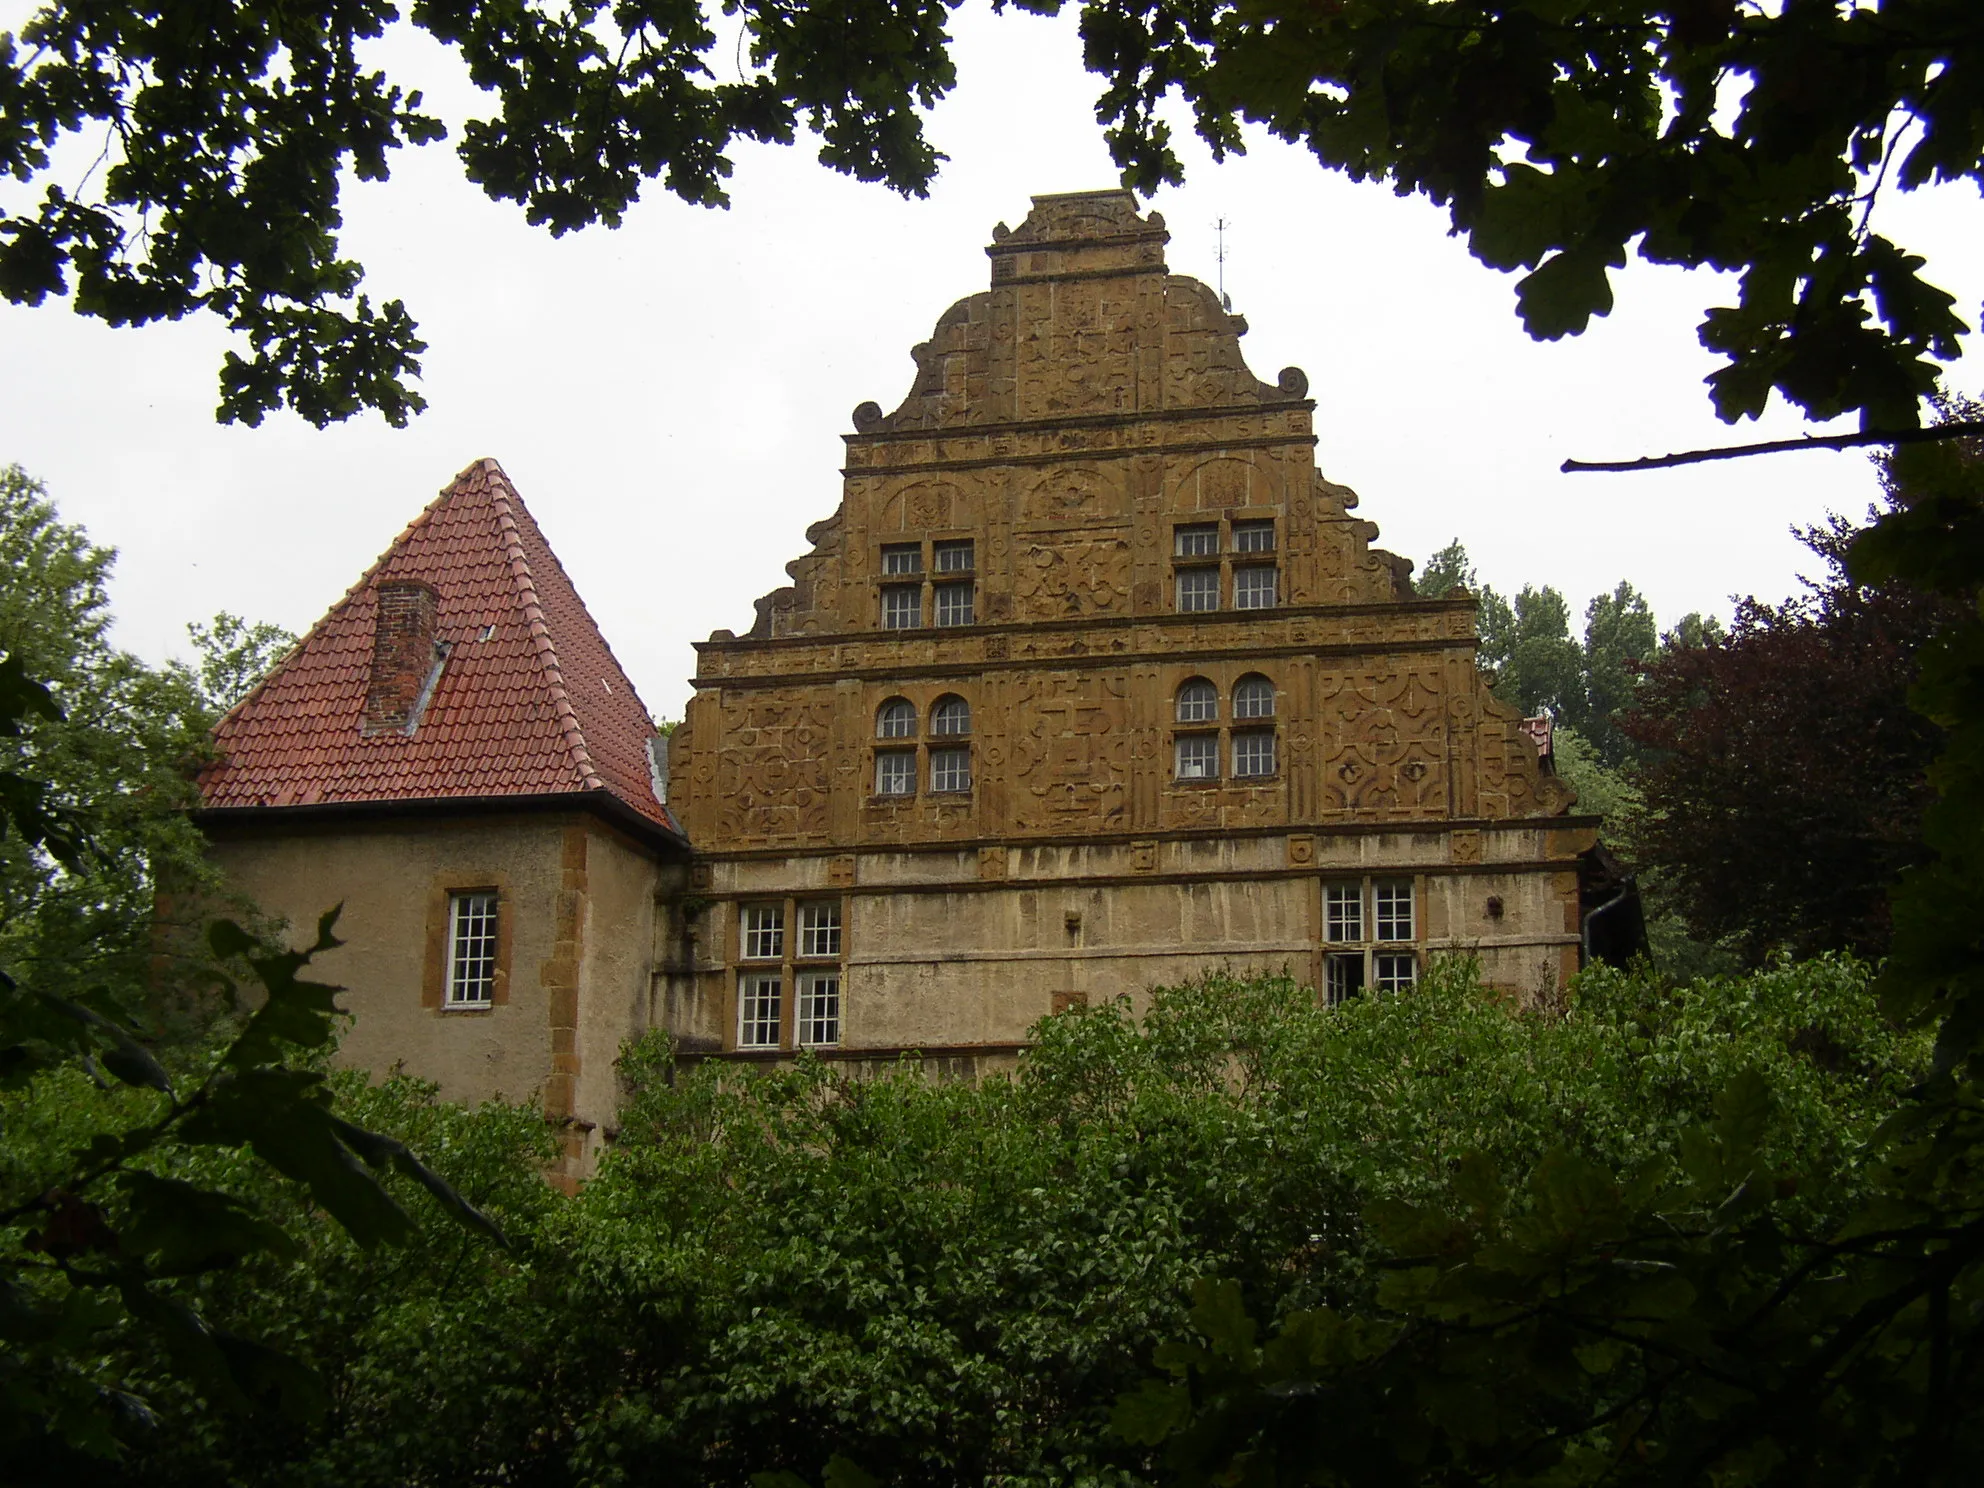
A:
868;687;975;803
421;872;513;1014
874;530;978;630
1166;515;1280;613
731;894;848;1050
933;579;975;627
881;583;922;629
1168;671;1280;787
1322;875;1422;1006
1233;564;1279;610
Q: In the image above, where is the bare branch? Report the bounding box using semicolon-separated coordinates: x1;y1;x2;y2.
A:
1562;421;1984;474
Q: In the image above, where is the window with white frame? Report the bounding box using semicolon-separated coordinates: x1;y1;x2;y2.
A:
1173;675;1278;784
1176;678;1217;724
734;895;847;1050
738;971;782;1047
1325;883;1364;942
1233;674;1275;719
934;580;974;627
1324;952;1365;1008
876;749;916;796
881;543;923;575
1374;954;1418;994
797;971;841;1046
1375;879;1415;941
930;695;971;735
1176;568;1219;612
445;891;499;1007
1232;729;1277;778
1175;733;1219;780
1168;518;1280;611
934;539;974;573
871;691;979;802
930;745;972;793
1174;523;1219;558
1234;564;1278;610
882;584;921;629
1322;878;1418;1003
741;903;785;960
800;901;842;958
1233;520;1276;554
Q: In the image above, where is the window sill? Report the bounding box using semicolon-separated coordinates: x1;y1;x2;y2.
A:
441;1000;494;1013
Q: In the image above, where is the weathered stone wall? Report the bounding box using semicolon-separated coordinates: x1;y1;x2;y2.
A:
657;822;1593;1058
666;189;1591;1059
203;810;662;1177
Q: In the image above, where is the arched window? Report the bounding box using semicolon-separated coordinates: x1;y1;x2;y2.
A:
1176;678;1217;724
876;698;916;738
1233;674;1276;720
930;695;972;736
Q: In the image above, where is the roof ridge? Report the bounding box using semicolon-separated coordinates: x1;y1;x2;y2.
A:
209;480;457;734
480;459;607;794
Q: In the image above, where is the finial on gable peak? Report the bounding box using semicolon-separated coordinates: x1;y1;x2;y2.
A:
986;188;1168;284
996;188;1163;245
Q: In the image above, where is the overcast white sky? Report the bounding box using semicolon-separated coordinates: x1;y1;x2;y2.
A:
4;3;1981;722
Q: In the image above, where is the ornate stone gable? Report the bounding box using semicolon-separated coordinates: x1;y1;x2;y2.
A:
672;190;1570;853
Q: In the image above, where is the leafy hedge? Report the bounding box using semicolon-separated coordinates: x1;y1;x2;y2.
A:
20;956;1914;1487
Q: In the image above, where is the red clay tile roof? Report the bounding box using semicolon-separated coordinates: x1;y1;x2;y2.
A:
199;459;682;839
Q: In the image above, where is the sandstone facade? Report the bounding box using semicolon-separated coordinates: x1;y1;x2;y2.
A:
661;190;1593;1068
197;189;1598;1154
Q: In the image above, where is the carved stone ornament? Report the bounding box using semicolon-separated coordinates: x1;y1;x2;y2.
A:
658;189;1596;1027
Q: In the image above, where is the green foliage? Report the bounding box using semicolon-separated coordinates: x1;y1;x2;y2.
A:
1625;448;1964;965
7;4;1978;426
1579;581;1658;767
183;613;297;715
1419;538;1661;767
0;467;222;1020
0;0;967;425
1128;399;1984;1488
0;532;503;1473
81;957;1926;1486
1080;0;1982;431
1413;539;1477;599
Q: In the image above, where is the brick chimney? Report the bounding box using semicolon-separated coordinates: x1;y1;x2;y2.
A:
363;580;442;735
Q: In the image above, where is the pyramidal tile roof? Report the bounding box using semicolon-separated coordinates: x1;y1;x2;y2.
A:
199;459;682;840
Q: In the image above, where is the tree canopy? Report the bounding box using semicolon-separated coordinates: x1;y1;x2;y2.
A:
0;473;500;1471
3;2;1979;426
1625;495;1959;964
1413;540;1662;770
4;958;1920;1486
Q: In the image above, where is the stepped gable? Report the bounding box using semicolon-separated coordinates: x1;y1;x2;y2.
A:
850;187;1301;437
199;459;680;838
